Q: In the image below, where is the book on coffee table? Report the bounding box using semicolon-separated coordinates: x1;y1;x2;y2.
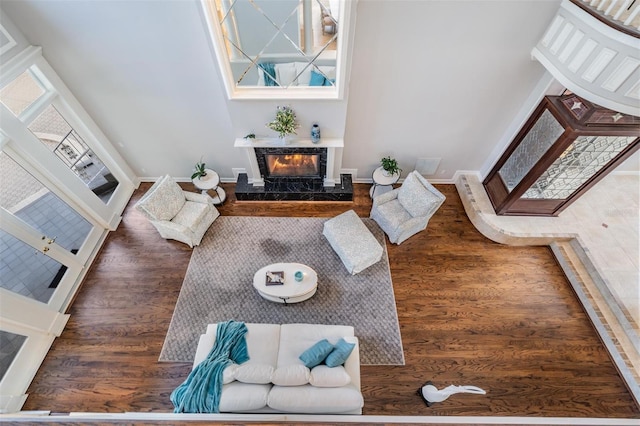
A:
265;271;285;285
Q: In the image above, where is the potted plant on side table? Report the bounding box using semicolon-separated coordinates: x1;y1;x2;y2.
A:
191;158;226;204
380;156;402;177
191;158;208;181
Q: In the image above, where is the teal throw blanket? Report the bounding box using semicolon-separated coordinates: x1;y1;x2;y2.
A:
258;62;278;86
170;320;249;413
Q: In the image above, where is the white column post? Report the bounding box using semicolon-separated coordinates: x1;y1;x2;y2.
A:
324;147;336;187
245;147;264;186
303;0;313;55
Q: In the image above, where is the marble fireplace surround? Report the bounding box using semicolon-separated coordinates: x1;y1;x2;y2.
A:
234;137;343;187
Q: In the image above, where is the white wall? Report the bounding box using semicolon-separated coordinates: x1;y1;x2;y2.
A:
344;0;562;180
9;0;635;184
1;0;238;179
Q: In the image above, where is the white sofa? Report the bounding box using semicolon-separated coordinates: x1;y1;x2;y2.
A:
257;62;336;87
193;323;364;414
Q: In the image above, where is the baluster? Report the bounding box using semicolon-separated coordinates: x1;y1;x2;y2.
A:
623;4;640;26
613;0;633;19
604;0;621;16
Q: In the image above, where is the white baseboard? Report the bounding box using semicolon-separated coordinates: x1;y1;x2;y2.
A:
138;171;486;186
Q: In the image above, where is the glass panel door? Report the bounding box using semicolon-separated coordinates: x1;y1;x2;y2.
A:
0;330;26;382
0;68;120;205
0;151;93;255
0;149;90;311
27;104;119;203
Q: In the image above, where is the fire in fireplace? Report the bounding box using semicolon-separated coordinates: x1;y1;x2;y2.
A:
266;154;319;177
255;147;327;181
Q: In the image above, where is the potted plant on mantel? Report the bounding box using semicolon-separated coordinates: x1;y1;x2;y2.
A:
266;105;299;144
381;156;402;177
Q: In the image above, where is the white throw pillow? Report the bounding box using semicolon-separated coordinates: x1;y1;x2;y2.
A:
318;65;336;80
223;363;238;384
235;363;274;384
275;63;297;87
271;365;311;386
397;172;441;217
309;365;351;387
257;67;265;86
294;62;312;86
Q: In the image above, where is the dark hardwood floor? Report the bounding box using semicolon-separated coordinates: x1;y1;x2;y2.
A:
23;182;640;419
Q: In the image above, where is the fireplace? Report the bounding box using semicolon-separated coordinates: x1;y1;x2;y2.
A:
233;138;353;201
266;153;319;177
255;147;326;183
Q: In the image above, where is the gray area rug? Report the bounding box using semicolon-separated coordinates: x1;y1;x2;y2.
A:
159;216;404;365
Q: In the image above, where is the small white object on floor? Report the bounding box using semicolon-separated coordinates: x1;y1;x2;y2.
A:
419;382;486;406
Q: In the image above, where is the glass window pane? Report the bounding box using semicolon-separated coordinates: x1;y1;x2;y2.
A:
523;135;637;199
26;105;119;203
498;109;565;192
0;230;64;304
213;0;339;90
0;152;93;253
0;330;27;382
0;70;46;117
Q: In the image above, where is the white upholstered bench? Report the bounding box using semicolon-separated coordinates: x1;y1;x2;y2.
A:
322;209;383;274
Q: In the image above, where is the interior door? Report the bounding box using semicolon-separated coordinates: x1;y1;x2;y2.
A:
0;148;95;310
0;144;97;413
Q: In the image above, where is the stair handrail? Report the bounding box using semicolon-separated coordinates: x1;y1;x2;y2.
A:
570;0;640;37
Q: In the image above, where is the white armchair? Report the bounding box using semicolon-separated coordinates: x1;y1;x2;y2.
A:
370;170;445;244
135;175;219;247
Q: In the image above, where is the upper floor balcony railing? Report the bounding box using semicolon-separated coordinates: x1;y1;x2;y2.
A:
571;0;640;37
532;0;640;116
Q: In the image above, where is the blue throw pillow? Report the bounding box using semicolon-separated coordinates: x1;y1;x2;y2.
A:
299;339;334;368
309;70;326;86
325;338;355;367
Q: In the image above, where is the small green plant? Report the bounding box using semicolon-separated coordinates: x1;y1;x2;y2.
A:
266;105;299;138
244;133;256;140
381;156;401;176
191;158;207;180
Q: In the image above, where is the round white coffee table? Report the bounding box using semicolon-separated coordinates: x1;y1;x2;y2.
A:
253;263;318;304
192;168;226;205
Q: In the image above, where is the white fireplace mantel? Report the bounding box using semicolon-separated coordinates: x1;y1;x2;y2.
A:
234;138;344;187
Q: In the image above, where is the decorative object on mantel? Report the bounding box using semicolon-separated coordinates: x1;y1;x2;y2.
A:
380;156;402;177
244;133;256;140
311;123;321;144
266;105;299;144
191;157;208;180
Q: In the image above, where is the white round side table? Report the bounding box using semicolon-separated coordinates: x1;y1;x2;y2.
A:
192;169;226;205
370;166;400;198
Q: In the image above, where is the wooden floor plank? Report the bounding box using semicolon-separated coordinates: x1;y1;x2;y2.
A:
23;182;640;418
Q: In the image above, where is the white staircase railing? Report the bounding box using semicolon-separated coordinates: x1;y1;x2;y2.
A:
585;0;640;30
532;0;640;116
